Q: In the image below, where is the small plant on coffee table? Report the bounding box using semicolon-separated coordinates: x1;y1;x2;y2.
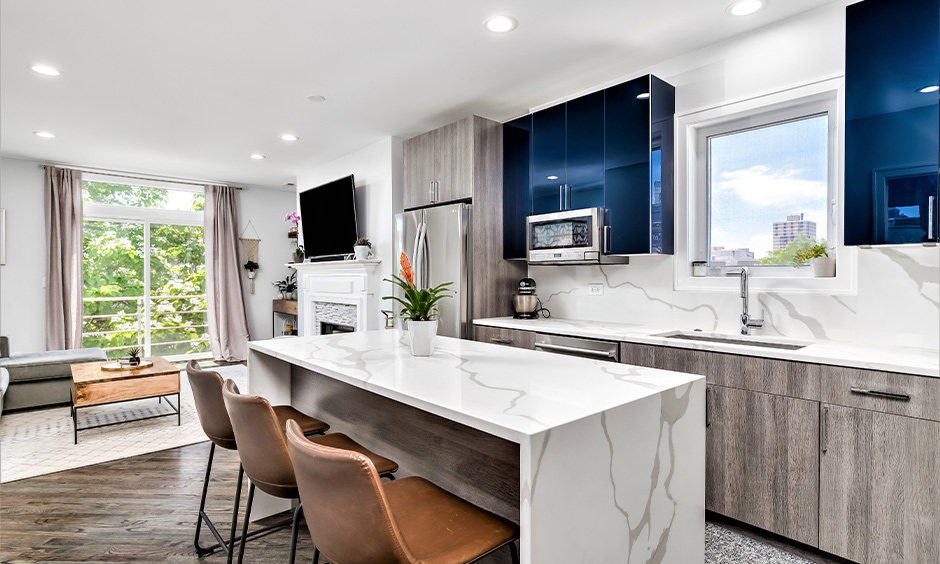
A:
126;346;141;367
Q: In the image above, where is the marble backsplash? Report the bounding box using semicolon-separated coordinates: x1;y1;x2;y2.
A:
528;245;939;350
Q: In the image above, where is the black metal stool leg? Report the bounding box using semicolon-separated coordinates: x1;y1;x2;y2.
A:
288;502;303;564
509;540;520;564
226;464;245;564
313;547;320;564
236;482;255;564
193;442;216;555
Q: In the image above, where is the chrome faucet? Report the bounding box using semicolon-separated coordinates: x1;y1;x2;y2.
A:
729;267;763;335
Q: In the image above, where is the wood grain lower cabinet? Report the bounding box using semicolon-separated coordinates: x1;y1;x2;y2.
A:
706;385;820;547
473;326;535;350
819;405;940;564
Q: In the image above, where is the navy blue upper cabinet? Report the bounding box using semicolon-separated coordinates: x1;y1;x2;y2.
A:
605;75;675;254
844;0;940;245
503;115;532;260
566;91;606;211
531;104;567;214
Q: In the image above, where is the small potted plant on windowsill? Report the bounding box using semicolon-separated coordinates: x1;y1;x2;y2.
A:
794;241;835;277
354;237;372;261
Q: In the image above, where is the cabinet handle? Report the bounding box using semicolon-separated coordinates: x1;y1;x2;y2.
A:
565;184;571;210
490;337;513;345
435;181;440;202
850;386;911;401
705;387;710;428
429;180;435;202
928;195;936;242
821;404;829;453
559;185;564;210
604;225;611;254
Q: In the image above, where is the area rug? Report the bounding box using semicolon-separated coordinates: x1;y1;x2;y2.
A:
0;364;247;483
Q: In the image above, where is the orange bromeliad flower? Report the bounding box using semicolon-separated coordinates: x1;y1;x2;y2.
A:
399;252;415;288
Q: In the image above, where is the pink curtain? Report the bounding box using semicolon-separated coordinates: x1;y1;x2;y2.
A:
45;166;84;350
205;185;250;361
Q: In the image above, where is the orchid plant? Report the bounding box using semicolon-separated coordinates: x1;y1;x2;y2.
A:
384;252;453;321
284;212;301;225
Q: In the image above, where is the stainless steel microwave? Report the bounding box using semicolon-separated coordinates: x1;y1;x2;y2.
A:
526;208;628;265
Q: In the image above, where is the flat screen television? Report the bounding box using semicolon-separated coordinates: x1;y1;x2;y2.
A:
299;174;359;260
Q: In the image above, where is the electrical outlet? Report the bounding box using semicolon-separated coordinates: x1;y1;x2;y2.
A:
588;283;604;296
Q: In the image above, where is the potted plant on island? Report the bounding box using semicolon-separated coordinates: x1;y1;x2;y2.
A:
794;240;835;277
384;252;453;356
354;237;371;260
243;260;259;294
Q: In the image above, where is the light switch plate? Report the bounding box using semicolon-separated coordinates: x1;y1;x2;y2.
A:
588;283;604;296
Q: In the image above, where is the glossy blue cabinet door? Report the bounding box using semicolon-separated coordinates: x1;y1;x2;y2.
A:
503;115;532;260
844;0;940;245
532;103;567;214
566;90;606;211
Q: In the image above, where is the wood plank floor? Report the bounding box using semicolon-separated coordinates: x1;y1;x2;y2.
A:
0;442;316;564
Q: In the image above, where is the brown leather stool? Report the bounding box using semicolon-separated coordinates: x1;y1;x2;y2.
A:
187;360;329;563
222;379;399;564
285;419;520;564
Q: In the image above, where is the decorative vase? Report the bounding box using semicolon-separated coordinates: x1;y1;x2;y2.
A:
407;319;438;356
811;257;836;277
354;245;370;260
128;355;140;367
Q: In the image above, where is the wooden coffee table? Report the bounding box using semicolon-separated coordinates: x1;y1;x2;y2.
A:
69;357;181;444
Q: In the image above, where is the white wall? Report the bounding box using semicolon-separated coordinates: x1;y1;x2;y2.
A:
294;136;403;332
236;186;297;340
0;156;293;351
0;157;47;353
527;2;940;350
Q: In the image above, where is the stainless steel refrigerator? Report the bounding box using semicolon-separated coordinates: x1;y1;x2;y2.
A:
393;203;471;339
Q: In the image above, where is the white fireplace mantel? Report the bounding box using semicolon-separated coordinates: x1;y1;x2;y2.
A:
291;260;383;336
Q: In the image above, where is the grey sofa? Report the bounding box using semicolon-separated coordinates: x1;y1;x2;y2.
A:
0;336;108;412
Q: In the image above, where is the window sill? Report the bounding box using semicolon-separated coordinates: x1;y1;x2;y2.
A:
674;257;856;295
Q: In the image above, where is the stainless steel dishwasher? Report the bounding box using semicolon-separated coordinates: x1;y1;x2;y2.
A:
533;333;620;362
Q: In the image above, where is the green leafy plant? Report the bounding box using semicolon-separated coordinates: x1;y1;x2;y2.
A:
354;237;372;248
243;260;259;272
126;345;141;359
383;253;453;321
294;245;304;259
273;271;297;293
793;240;828;267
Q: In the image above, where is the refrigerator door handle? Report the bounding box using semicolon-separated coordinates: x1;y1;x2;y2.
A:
413;214;429;289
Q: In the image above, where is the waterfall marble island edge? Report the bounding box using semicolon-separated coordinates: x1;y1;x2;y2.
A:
247;330;705;564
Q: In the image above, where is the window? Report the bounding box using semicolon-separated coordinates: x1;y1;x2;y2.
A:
81;176;209;360
708;114;829;267
676;80;854;293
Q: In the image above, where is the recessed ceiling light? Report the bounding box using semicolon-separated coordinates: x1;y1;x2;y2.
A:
280;134;299;141
728;0;764;16
547;175;559;180
34;131;56;138
636;92;651;100
306;94;326;103
250;154;266;160
483;15;518;33
918;85;940;93
30;64;60;76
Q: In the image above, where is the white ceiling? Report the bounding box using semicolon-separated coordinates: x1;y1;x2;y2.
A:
1;0;841;189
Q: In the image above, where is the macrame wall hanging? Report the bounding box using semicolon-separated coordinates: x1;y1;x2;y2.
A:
239;221;261;294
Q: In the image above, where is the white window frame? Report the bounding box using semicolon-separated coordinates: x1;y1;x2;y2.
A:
674;78;857;295
82;174;208;361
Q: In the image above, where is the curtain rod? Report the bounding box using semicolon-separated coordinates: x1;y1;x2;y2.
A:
39;164;243;190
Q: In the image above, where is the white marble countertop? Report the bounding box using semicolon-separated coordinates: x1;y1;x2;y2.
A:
248;330;703;443
474;317;940;378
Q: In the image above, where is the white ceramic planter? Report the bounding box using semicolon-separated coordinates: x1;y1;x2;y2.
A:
407;319;438;356
354;245;370;260
811;257;836;277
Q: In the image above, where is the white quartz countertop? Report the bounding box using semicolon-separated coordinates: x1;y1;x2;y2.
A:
474;317;940;378
248;330;702;443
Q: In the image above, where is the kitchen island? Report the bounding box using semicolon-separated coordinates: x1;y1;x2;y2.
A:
247;330;705;564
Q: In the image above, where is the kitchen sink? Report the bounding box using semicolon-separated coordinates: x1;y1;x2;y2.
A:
655;331;809;351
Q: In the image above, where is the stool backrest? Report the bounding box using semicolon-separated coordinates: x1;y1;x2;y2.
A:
285;419;416;564
186;360;236;449
221;379;296;497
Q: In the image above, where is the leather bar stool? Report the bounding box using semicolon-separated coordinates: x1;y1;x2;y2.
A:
186;360;329;563
285;419;520;564
221;379;399;564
